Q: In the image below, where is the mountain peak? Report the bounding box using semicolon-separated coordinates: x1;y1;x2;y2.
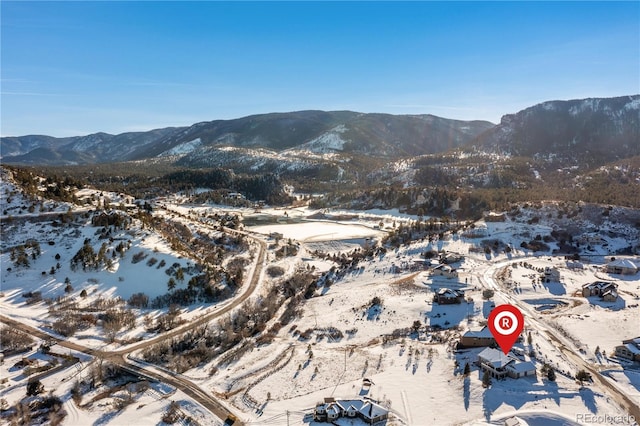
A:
480;95;640;163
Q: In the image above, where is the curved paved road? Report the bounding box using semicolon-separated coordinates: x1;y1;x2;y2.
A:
0;226;266;425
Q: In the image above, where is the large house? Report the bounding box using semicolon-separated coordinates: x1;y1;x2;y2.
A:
605;259;639;275
477;347;536;379
314;398;389;425
433;288;465;304
460;327;496;348
582;281;619;302
615;337;640;362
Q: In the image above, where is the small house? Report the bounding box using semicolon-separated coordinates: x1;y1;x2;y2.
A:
431;263;458;278
542;267;560;282
605;259;639;275
439;252;463;264
460;327;496;348
434;288;465;304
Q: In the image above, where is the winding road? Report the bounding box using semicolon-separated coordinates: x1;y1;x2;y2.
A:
0;224;267;425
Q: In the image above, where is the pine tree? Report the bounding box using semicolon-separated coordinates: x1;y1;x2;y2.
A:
26;380;44;396
547;368;556;382
175;267;184;282
576;370;591;385
168;277;177;291
463;363;470;376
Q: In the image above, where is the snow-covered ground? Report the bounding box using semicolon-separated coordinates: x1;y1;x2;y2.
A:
252;221;384;243
1;171;639;425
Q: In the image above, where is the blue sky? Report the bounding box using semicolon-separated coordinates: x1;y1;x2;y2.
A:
1;1;638;137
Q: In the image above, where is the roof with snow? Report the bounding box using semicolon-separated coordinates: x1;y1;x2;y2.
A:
506;360;536;373
624;343;640;355
332;399;388;420
437;288;464;298
582;281;617;290
433;263;454;271
359;401;388;420
463;327;494;339
607;259;638;270
478;347;513;368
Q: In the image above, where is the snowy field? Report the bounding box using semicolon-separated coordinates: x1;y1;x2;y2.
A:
1;175;639;426
251;221;384;243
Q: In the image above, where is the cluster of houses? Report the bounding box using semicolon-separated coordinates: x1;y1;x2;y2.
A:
581;281;619;302
313;397;389;424
413;252;464;278
458;327;536;380
615;337;640;363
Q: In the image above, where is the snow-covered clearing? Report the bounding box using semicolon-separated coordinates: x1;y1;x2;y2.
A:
1;171;639;426
252;221;384;243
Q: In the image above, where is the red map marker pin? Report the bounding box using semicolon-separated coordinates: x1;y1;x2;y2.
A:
488;304;524;355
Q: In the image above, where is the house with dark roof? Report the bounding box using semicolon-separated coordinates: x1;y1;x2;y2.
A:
433;288;465;304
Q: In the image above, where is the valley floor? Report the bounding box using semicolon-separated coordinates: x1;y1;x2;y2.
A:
1;196;639;426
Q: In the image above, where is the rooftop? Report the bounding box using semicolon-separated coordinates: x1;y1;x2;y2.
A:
463;326;494;339
478;347;513;368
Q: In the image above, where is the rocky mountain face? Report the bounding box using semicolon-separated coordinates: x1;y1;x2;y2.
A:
1;111;493;165
2;96;637;182
470;95;640;166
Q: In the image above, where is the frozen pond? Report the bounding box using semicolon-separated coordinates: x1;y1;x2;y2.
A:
250;220;385;242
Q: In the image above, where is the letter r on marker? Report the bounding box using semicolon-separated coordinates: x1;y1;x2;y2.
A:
501;318;511;328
